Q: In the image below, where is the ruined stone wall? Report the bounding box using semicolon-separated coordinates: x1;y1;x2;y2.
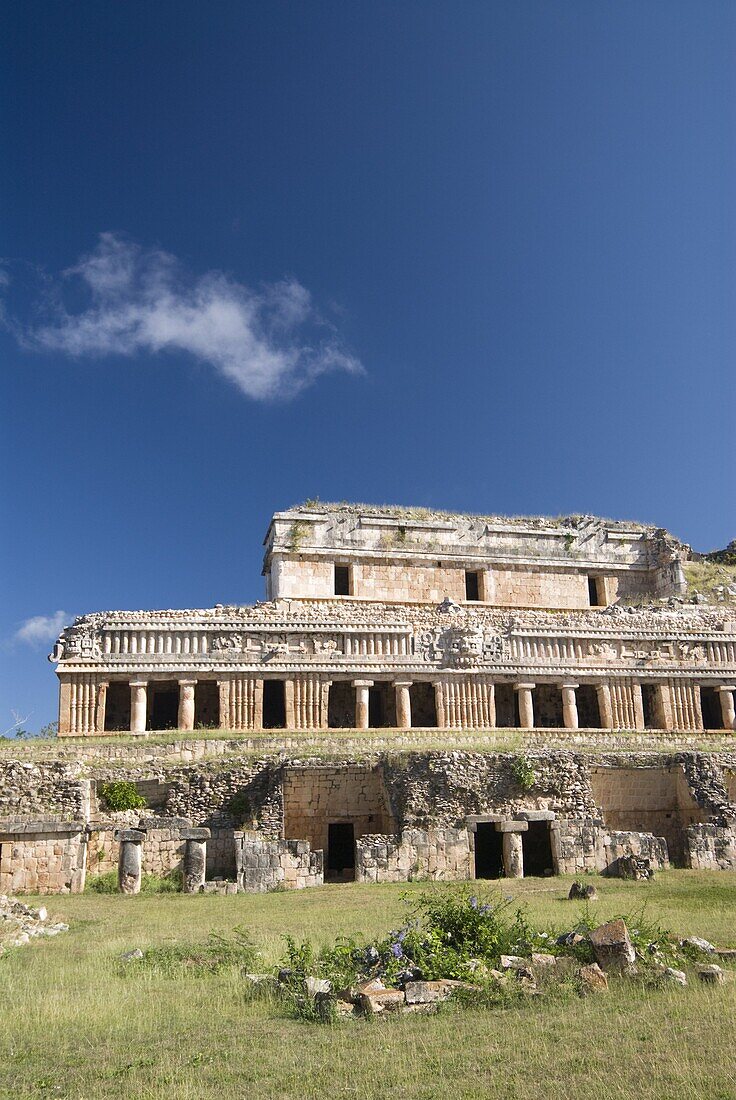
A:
0;762;88;821
0;825;86;894
282;765;394;852
235;832;323;891
356;827;471;884
590;764;709;865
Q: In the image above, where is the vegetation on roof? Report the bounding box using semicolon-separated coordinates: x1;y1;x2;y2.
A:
291;500;656;532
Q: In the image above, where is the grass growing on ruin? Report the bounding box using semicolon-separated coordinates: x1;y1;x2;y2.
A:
683;559;736;604
2;872;735;1099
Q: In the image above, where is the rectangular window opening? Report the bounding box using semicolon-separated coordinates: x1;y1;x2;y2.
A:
334;564;351;596
465;570;481;601
588;576;604;607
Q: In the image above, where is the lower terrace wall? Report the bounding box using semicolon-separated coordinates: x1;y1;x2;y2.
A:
1;747;735;891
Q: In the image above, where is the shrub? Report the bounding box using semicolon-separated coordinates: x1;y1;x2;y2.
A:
97;780;147;812
511;755;536;791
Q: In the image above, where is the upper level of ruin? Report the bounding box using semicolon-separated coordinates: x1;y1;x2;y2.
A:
262;503;689;609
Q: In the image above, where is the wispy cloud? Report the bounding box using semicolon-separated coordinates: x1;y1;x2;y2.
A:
15;611;69;646
11;233;363;400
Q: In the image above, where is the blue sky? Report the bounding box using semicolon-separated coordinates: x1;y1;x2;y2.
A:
1;2;735;730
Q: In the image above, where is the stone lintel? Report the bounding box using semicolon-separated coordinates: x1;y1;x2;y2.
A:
138;816;191;830
0;819;84;836
494;820;529;833
116;828;146;843
180;827;211;841
514;810;556;822
466;814;504;830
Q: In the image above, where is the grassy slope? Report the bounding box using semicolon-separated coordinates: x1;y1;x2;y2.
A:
2;873;736;1100
683;560;736;605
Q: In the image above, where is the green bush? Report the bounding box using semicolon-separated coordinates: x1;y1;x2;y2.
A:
97;780;147;812
511;755;536;791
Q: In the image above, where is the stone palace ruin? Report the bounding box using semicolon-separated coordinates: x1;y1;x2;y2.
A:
1;503;734;894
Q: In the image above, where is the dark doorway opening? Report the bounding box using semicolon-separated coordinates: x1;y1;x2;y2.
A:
641;684;660;729
474;823;504;878
326;822;355;882
588;576;604;606
149;681;179;730
534;685;564;728
334;564;351;596
328;682;355;728
410;683;437;727
465;571;481;601
368;683;395;728
494;684;516;728
104;682;131;731
522;821;554;876
194;681;220;728
700;687;722;730
577;685;602;729
262;680;286;729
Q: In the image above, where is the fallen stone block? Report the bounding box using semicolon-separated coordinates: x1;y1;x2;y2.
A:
662;967;687;986
696;964;724;985
578;963;608;993
681;936;715;955
568;881;598;901
588;918;637;975
358;987;406;1015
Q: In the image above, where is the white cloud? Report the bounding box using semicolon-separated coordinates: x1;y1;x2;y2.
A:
19;233;363;400
15;611;69;646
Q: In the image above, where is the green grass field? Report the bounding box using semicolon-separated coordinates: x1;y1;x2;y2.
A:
2;872;735;1100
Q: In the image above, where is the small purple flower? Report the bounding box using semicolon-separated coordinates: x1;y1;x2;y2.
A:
480;904;491;915
469;896;478;909
397;929;407;943
391;942;403;958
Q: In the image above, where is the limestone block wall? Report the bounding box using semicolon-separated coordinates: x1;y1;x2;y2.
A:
492;567;592;610
0;824;86;894
590;765;708;864
235;832;323;892
553;819;670;875
282;765;395;852
685;823;736;871
604;830;670;869
355;827;471;884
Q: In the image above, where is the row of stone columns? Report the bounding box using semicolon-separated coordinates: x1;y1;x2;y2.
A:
86;675;736;735
116;827;210;894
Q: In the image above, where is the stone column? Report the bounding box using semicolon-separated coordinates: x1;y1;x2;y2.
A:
596;683;613;729
94;681;108;735
395;681;412;729
561;683;579;730
178;679;196;732
515;683;535;729
284;679;296;731
718;687;736;732
117;828;145;894
181;827;210;893
501;829;525;878
434;682;446;728
129;681;148;736
632;682;646;731
218;680;231;730
353;680;374;730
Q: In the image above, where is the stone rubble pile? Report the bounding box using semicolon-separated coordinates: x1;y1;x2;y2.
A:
0;894;68;952
260;917;735;1020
